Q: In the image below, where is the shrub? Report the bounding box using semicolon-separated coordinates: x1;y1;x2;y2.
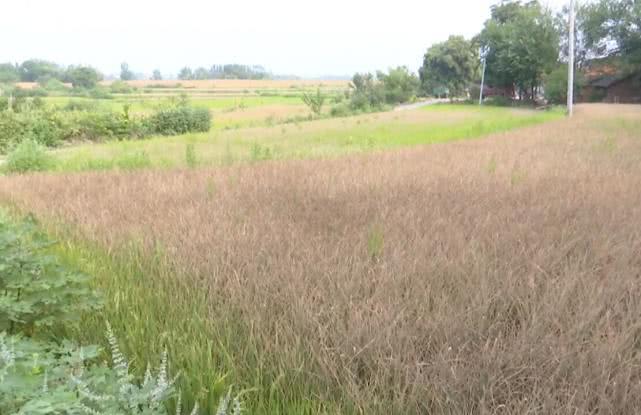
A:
3;140;55;174
40;78;69;92
110;80;135;94
301;88;326;116
0;213;244;414
147;106;211;135
0;214;101;332
330;102;352;117
185;142;197;168
0;111;22;152
21;110;64;146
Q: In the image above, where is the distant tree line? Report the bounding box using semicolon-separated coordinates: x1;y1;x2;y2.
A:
0;60;103;89
177;64;270;80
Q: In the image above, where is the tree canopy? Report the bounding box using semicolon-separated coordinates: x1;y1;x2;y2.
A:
65;66;102;89
478;0;559;100
419;35;478;97
377;66;420;104
18;59;62;82
582;0;641;68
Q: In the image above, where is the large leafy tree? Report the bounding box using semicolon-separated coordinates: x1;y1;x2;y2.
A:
18;59;62;82
377;66;420;103
419;35;478;97
65;66;102;89
582;0;641;67
479;0;559;100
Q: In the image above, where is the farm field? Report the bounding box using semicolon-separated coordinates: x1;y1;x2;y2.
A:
42;95;309;131
43;105;561;172
25;79;349;134
1;104;640;413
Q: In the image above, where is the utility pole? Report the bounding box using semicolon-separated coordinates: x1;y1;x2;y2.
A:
567;0;575;116
479;47;488;105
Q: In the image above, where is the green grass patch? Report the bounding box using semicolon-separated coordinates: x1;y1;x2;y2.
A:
38;226;345;414
43;105;562;173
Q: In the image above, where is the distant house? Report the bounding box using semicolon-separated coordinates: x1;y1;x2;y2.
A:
580;59;641;103
581;72;641;103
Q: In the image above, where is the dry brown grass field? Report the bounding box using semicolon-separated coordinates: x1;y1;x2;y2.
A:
1;104;641;413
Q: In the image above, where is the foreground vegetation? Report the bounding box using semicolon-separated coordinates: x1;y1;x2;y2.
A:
2;105;640;413
0;212;243;413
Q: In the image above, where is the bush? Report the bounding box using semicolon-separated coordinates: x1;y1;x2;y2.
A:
40;78;69;92
147;106;211;135
3;139;55;174
0;213;243;414
330;102;352;117
301;88;326;115
0;110;64;151
0;214;100;330
0;111;22;152
110;80;135;94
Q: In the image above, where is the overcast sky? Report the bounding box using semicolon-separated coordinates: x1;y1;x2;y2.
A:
3;0;569;78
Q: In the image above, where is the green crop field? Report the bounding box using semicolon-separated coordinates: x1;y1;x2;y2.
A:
40;105;562;172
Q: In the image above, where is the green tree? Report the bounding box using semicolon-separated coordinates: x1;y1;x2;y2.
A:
556;4;591;68
152;69;163;80
419;36;478;97
120;62;134;80
178;67;193;80
479;0;560;100
18;59;61;82
66;66;102;89
349;72;384;110
583;0;641;67
543;64;584;104
193;67;209;80
0;63;19;83
377;66;420;103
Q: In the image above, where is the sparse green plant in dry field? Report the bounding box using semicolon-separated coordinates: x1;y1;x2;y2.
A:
185;142;197;168
301;88;326;116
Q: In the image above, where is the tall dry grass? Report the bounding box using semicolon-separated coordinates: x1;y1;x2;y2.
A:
2;104;641;413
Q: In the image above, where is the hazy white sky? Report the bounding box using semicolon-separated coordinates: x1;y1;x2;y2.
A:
3;0;569;78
